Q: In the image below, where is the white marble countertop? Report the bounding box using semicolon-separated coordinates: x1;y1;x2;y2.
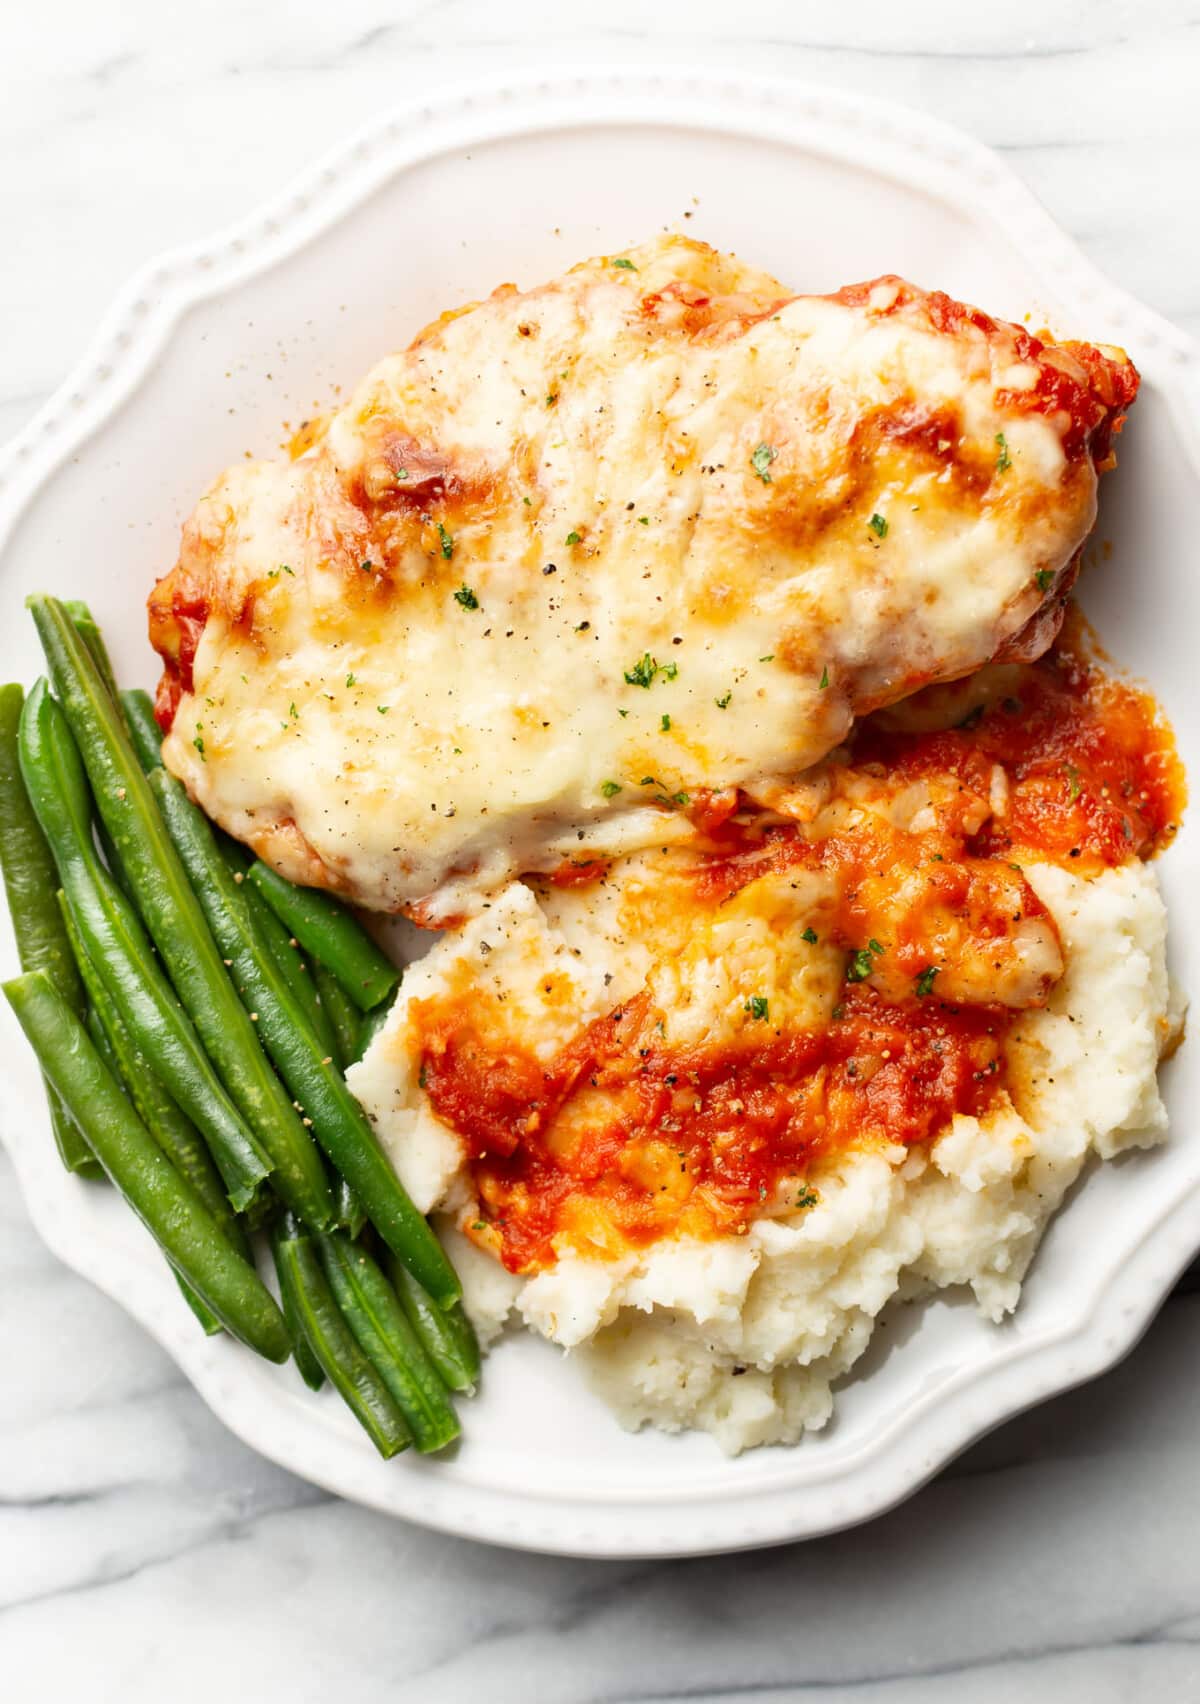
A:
4;3;1200;1697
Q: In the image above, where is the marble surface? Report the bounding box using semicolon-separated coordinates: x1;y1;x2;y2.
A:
4;2;1200;1697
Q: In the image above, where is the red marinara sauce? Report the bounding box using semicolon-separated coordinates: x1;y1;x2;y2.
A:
417;984;1009;1274
413;630;1184;1276
852;622;1184;871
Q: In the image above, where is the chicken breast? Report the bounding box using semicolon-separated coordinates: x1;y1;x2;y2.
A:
148;235;1137;916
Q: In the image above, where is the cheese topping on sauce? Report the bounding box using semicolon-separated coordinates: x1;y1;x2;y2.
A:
149;237;1137;915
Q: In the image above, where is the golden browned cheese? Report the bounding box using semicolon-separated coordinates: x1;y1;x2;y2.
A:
148;236;1137;916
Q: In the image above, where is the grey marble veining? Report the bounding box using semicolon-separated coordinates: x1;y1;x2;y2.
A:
3;4;1200;1698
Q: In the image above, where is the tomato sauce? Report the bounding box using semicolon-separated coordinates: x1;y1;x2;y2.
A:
852;637;1183;871
413;631;1184;1275
419;984;1010;1274
149;584;209;731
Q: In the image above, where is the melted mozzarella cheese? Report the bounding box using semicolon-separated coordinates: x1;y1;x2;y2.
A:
150;237;1133;913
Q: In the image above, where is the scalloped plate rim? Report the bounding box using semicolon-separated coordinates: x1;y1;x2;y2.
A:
0;65;1197;1558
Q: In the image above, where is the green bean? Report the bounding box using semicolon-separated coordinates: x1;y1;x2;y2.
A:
95;815;136;903
18;680;270;1209
351;990;396;1064
219;835;353;1069
44;1092;102;1179
28;598;333;1230
269;1225;327;1391
64;600;120;705
6;971;290;1361
124;684;362;1074
0;683;100;1177
62;642;131;896
314;895;365;1258
335;1174;367;1239
151;764;458;1302
390;1256;481;1393
43;1090;99;1177
240;867;339;1062
0;685;87;1011
178;1286;223;1336
246;861;399;1012
269;1215;410;1456
318;1231;459;1453
314;964;361;1070
84;1003;222;1337
118;687;162;770
124;708;325;1056
80;675;143;895
58;891;244;1248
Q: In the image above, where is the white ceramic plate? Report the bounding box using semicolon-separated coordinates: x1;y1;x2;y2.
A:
2;69;1198;1560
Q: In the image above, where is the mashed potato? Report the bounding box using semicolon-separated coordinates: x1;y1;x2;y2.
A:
349;858;1177;1455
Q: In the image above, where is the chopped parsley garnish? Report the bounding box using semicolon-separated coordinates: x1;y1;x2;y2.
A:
750;442;777;483
795;1186;819;1210
453;584;479;610
745;995;770;1021
662;661;679;681
760;654;774;663
600;779;623;798
611;257;637;270
638;515;650;526
660;713;671;732
624;652;658;688
715;690;732;709
1035;568;1055;593
565;530;581;545
995;432;1012;473
915;965;940;998
193;725;205;762
437;523;454;560
545;393;558;406
360;560;374;573
673;791;689;806
346;673;356;687
846;948;876;983
1065;763;1083;800
801;926;818;944
819;665;829;690
868;512;888;538
868;938;885;957
288;701;299;720
377;705;389;715
831;1003;846;1020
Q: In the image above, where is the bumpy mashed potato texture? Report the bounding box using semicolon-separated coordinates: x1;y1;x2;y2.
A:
349;856;1175;1454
